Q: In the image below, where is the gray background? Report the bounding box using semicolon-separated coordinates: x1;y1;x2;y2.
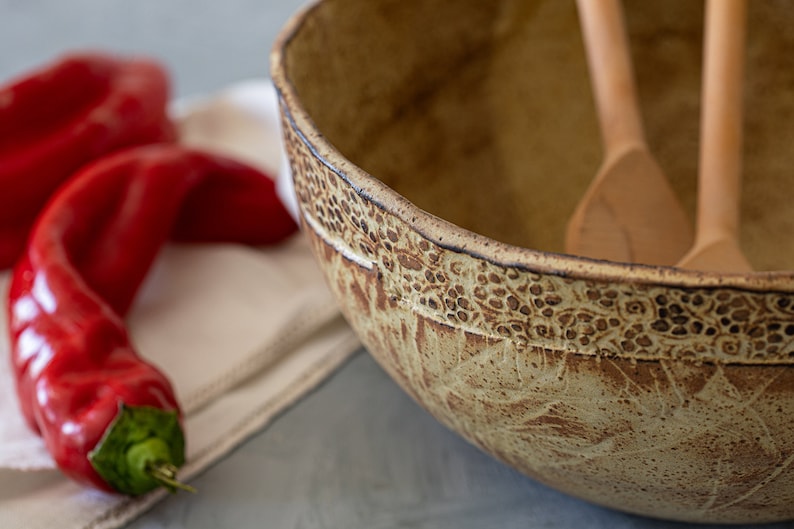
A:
0;0;305;99
2;1;792;527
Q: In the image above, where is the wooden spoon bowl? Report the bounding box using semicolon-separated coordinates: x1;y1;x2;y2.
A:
566;0;692;266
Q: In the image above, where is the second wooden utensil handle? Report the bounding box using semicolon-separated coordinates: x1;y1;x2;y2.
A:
697;0;747;244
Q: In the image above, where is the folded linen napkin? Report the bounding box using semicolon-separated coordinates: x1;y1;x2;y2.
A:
0;80;360;529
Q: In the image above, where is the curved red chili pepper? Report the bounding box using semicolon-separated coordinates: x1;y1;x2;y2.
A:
7;144;297;494
0;52;175;268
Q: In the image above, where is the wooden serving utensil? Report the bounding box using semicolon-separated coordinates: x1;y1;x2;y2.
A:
677;0;751;272
566;0;692;266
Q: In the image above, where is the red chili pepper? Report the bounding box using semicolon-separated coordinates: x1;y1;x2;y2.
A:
0;51;175;268
7;144;297;494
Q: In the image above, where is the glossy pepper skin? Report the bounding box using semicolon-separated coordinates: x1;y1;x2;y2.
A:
7;144;297;494
0;51;174;268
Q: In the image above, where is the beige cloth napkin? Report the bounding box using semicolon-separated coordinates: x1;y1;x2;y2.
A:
0;80;360;529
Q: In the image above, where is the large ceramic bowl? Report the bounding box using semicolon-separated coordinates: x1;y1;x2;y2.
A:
271;0;794;523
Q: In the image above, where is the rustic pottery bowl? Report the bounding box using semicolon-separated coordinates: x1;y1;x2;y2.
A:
271;0;794;523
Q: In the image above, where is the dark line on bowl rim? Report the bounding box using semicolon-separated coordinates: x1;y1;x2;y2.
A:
271;68;794;297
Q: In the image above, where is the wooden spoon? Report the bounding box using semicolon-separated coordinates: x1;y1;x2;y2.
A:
566;0;692;266
677;0;752;273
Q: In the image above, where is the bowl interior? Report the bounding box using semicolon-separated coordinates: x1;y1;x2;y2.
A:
282;0;794;272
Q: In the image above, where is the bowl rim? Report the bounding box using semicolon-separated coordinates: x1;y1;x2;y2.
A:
269;0;794;295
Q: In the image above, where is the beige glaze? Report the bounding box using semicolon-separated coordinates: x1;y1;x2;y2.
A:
271;0;794;523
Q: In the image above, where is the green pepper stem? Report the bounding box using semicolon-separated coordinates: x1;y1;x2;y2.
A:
146;461;197;494
89;404;190;495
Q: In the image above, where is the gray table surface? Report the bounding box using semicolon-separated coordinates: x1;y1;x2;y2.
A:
2;1;793;527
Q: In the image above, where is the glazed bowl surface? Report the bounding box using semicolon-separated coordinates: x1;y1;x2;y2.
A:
271;0;794;523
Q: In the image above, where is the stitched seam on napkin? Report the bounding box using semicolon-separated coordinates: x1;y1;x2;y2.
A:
179;297;343;414
182;333;362;475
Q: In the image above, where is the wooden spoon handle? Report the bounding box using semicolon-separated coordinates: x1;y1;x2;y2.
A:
576;0;645;156
696;0;747;245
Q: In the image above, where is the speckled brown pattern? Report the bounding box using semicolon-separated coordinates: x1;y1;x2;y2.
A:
272;0;794;523
291;148;794;364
